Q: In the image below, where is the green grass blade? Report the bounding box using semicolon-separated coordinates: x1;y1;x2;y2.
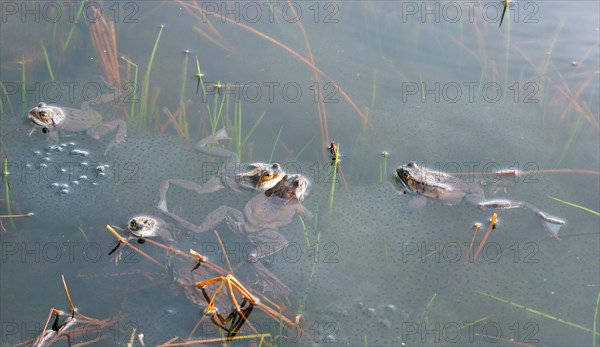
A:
77;225;90;243
0;81;15;115
268;126;283;163
179;51;189;137
139;25;165;127
40;41;55;81
121;57;139;122
295;135;315;159
549;196;600;216
420;292;437;322
3;158;16;230
64;0;85;51
328;144;340;216
241;111;266;146
477;291;600;336
369;69;377;120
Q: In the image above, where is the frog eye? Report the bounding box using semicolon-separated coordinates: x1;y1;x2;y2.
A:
129;220;136;228
401;172;409;179
407;162;415;168
42;127;49;134
39;111;50;121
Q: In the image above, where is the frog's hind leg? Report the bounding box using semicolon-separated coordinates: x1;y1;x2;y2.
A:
158;177;224;212
477;199;565;239
194;128;240;163
199;206;246;234
246;229;289;262
88;120;127;154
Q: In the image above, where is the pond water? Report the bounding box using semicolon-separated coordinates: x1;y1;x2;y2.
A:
1;1;599;346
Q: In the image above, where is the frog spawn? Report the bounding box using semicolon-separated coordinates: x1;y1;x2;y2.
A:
26;142;110;195
296;175;579;345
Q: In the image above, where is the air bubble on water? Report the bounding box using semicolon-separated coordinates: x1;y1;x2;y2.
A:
72;180;80;185
60;184;69;189
59;188;69;195
40;163;48;168
81;162;89;167
51;182;59;188
325;335;338;343
60;168;66;173
79;175;88;181
42;157;51;162
55;146;63;152
33;150;41;156
71;149;89;157
25;164;32;169
92;182;97;186
385;304;397;312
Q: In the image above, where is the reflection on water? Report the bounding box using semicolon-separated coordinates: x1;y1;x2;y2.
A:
1;1;599;346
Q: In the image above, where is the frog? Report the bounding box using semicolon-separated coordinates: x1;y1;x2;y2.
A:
396;162;565;239
158;128;285;213
28;91;126;154
126;215;175;244
161;174;313;299
110;215;177;265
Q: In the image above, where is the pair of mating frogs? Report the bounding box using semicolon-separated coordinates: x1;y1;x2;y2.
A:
145;129;312;298
28;90;126;154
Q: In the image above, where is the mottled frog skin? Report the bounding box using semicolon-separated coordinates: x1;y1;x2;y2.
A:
28;98;126;154
396;162;565;238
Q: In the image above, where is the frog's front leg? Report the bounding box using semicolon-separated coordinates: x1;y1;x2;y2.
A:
158;176;224;212
46;128;60;143
295;204;314;221
407;195;428;211
197;206;246;234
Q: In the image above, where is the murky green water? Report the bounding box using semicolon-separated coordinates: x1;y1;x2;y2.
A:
1;1;599;346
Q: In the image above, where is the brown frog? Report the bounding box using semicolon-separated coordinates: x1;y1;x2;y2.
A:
110;215;177;267
28;93;126;154
161;174;313;298
158;128;285;212
396;162;565;239
126;215;175;244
